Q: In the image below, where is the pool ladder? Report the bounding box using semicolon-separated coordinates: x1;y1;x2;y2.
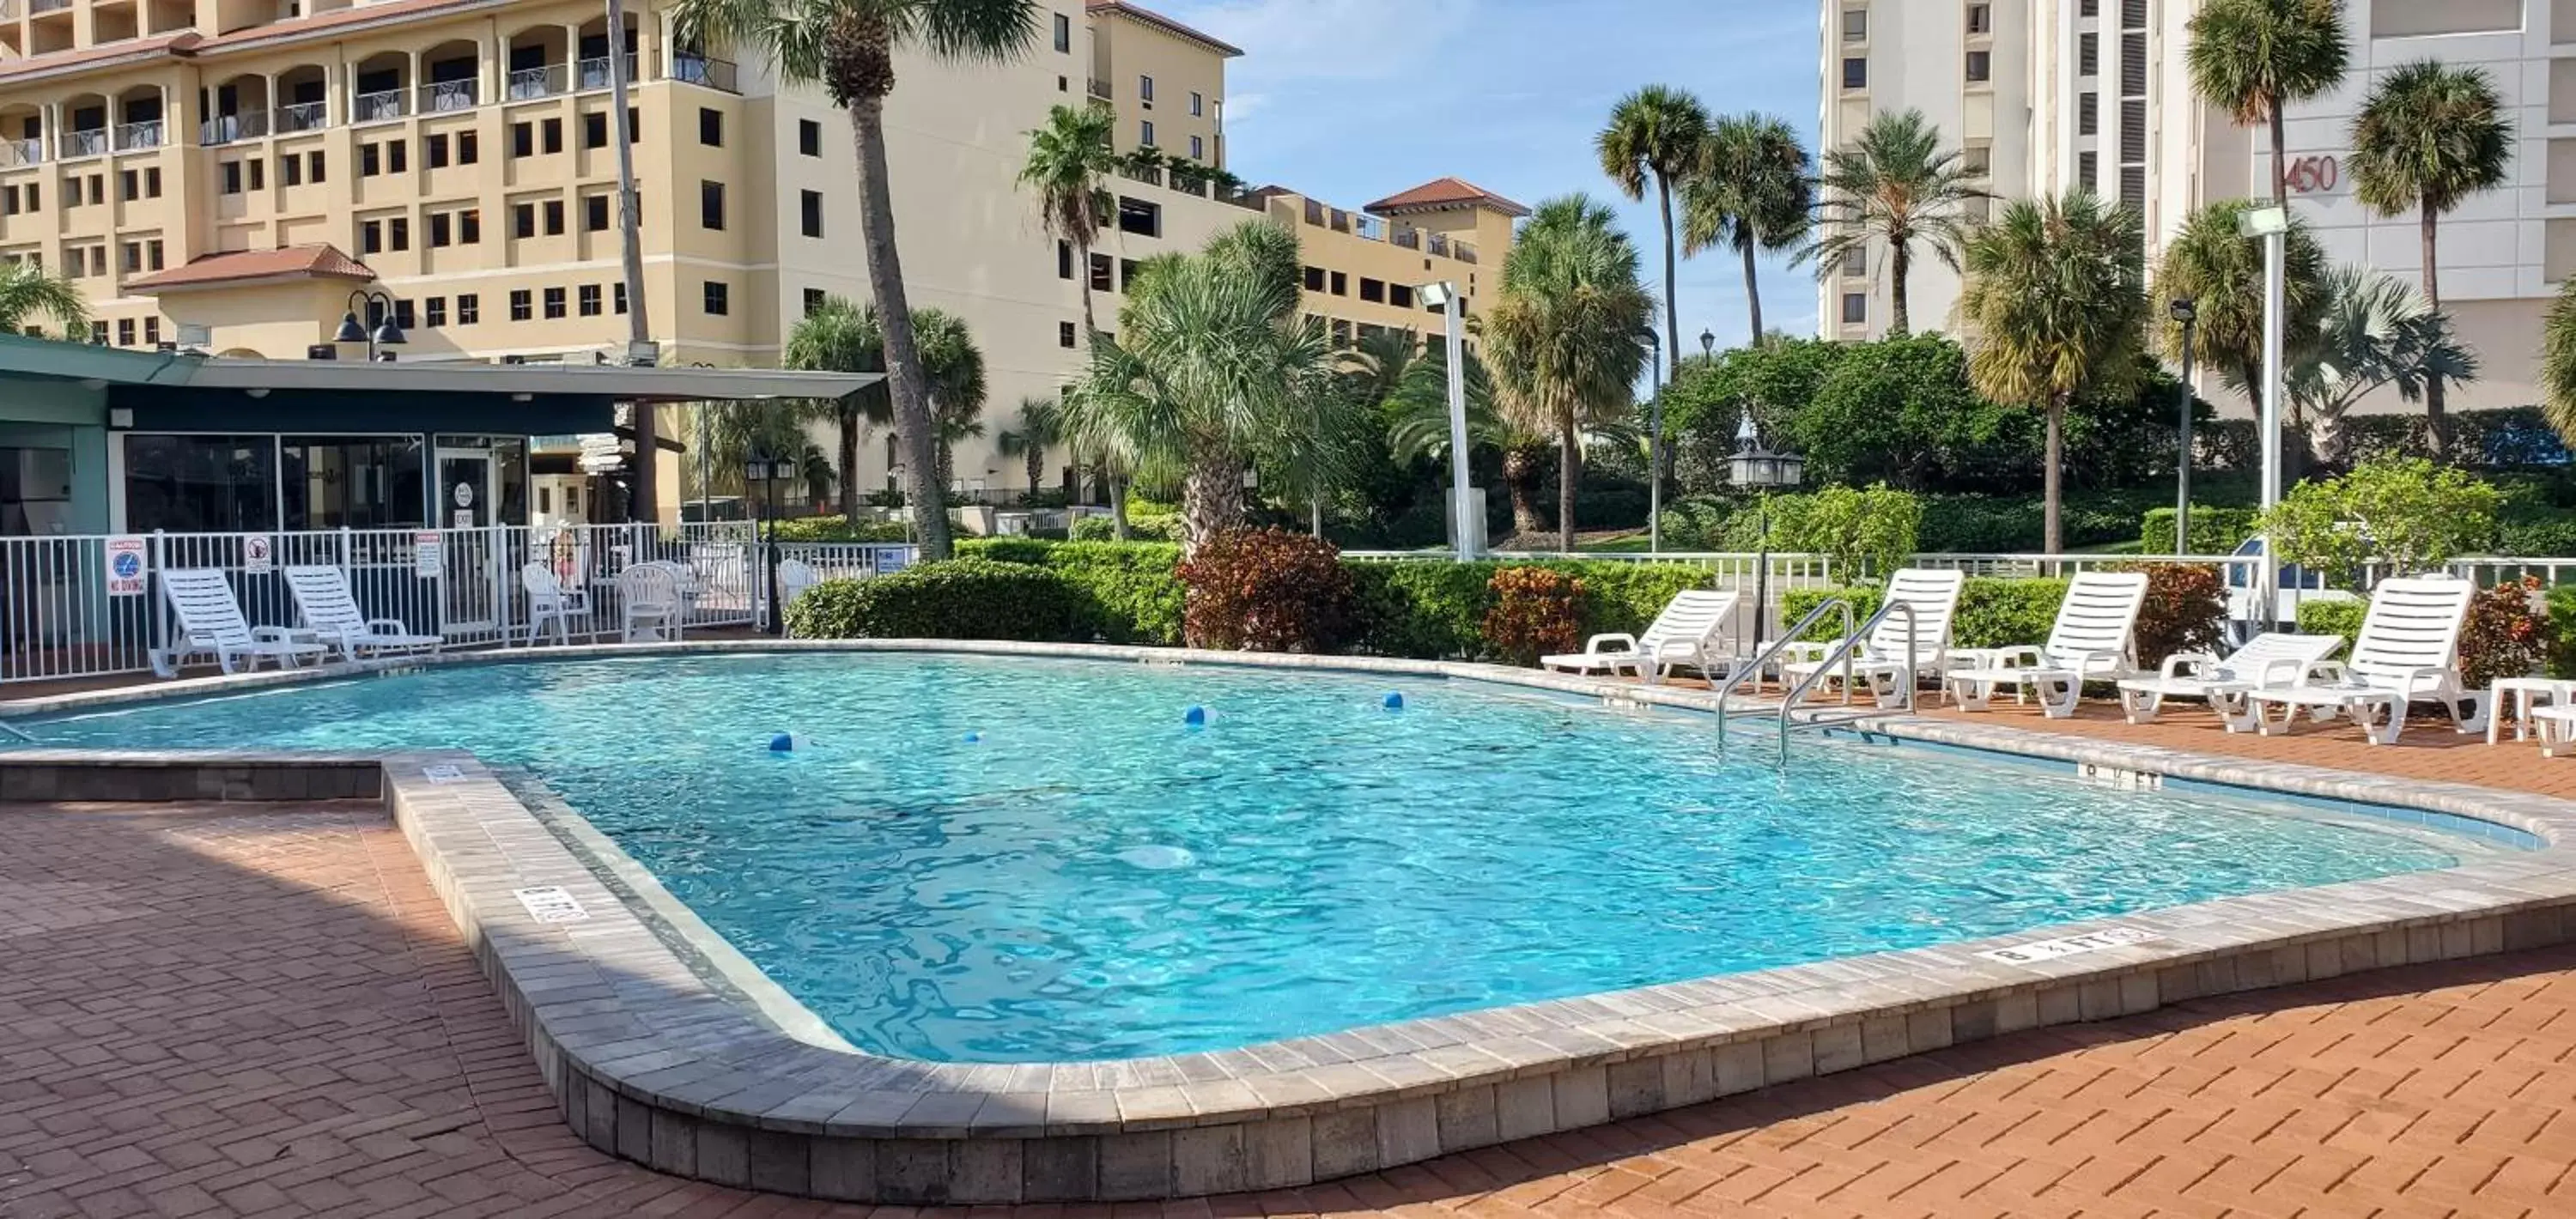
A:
1715;597;1918;758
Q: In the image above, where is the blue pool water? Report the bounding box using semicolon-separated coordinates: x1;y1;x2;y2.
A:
23;653;2470;1062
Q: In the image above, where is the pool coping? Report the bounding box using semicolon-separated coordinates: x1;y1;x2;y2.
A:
8;640;2576;1204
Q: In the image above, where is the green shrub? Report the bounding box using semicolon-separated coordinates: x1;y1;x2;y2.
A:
958;537;1187;645
1346;559;1711;660
783;558;1086;641
769;514;913;543
1918;497;2043;553
2137;506;2259;556
1780;585;1885;641
2294;597;2367;652
1786;483;1922;579
2262;456;2500;582
958;537;1059;565
1069;514;1183;542
1953;578;2070;648
2551;585;2576;679
1178;529;1354;652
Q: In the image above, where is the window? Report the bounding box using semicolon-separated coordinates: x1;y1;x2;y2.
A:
1842;58;1866;89
1303;265;1324;291
1962;144;1991;175
427;297;447;327
545;199;565;235
147;240;161;270
1838;247;1866;278
1359;277;1385;304
279;437;426;530
1119;258;1140;289
1089;252;1113;293
222;161;243;194
578;284;602;317
392;299;416;331
544;287;567;319
118;318;134;346
1842;6;1865;40
1390;284;1414;309
430;212;453;247
1139;75;1154;105
1967;3;1990;34
799;119;821;156
428;132;450;168
614;282;627;314
388;140;406;173
698;107;723;147
1116;195;1161;237
147;167;163;195
513;122;533;157
282;155;302;186
804;288;827;316
459;209;480;244
459;130;478;165
629;107;640;142
360;143;380;176
143;318;158;346
1329;270;1347;296
1139;119;1154;147
2078;149;2099;185
513;203;536;239
1965;51;1990;83
1841;293;1867;324
2079;33;2098;76
88;321;106;345
583;112;608;149
389;217;409;252
119;169;137;201
123;242;143;273
1053;11;1071;52
1191;91;1204;117
509;289;532;321
361;220;383;254
458;294;479;324
2079;92;2099;136
252;160;267;190
543;118;563;154
1190;135;1203;160
801;190;823;238
1058;241;1074;280
702;281;729;315
2081;0;2098;14
121;435;280;532
701;180;725;230
1059;320;1077;349
585;194;611;231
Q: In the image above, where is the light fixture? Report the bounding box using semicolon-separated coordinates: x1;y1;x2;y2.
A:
2237;205;2289;238
331;312;368;344
511;391;533;402
336;288;404;359
1417;280;1455;310
246;387;270;399
2168;299;2198;325
1699;328;1716;358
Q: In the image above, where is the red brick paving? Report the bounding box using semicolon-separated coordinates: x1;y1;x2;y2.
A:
7;772;2576;1216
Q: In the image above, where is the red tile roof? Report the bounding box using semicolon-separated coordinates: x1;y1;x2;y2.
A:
127;244;375;293
1087;1;1244;58
1364;178;1533;218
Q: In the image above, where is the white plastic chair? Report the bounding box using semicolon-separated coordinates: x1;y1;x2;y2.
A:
520;561;588;646
2241;576;2488;745
2114;633;2345;728
775;557;822;610
1778;569;1967;707
1540;589;1740;684
618;563;683;642
1942;571;2152;719
152;567;328;677
283;566;442;663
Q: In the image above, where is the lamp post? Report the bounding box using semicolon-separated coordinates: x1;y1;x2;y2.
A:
331;288;406;361
1419;280;1474;561
2168;299;2197;555
745;449;791;635
1645;329;1662;553
685;363;714;524
2239;204;2291;625
1728;410;1804;658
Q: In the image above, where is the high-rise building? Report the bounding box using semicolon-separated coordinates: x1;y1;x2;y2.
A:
0;0;1514;512
1818;0;2555;414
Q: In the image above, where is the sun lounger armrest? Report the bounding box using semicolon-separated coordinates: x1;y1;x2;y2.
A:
1583;633;1638;655
2069;650;2129;676
249;626;298;646
1650;636;1706;662
2160;651;2220;679
366;618;413;636
2297;661;2348;687
2391;665;2458;697
2246;657;2320;687
1777;641;1831;664
1993;646;2044;670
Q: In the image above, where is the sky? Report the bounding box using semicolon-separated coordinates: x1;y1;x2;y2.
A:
1156;0;1825;355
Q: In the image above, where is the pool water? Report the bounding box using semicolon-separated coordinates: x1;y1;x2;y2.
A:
24;653;2468;1062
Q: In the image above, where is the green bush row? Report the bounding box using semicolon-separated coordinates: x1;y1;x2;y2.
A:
2136;506;2260;556
767;515;914;543
783;557;1089;640
1782;579;2073;652
958;538;1187;644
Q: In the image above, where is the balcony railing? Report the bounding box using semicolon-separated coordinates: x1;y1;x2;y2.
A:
1426;233;1448;258
0;138;41;168
1086;77;1110;100
112;119;163;151
60;128;106;159
1455;241;1478;265
671;52;738;94
418;79;477;113
276;101;327;133
199;109;270;146
1392;227;1419;251
29;0;69;14
574;53;639;92
507;64;566;100
351;88;407;124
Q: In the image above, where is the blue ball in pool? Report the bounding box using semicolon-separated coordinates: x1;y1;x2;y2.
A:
1183;705;1208;729
1382;692;1405;711
963;732;982;743
769;733;797;753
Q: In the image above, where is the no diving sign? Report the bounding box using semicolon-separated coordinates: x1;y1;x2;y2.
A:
104;537;147;596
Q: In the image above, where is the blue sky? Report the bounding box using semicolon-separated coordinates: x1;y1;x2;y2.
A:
1157;0;1824;353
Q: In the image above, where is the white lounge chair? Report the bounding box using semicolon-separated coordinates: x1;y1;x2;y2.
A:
520;561;588;646
1778;569;1966;707
1941;571;2151;719
2114;633;2345;729
1540;589;1739;684
2241;576;2488;745
283;566;442;663
618;562;684;642
151;567;329;678
775;557;822;609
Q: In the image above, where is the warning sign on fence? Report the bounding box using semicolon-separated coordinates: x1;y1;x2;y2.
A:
414;531;442;578
242;535;272;573
104;537;146;596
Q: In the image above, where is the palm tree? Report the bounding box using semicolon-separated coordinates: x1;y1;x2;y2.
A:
0;262;87;336
1060;218;1335;549
2151;198;2329;472
1959;192;2148;553
1019;101;1119;337
671;0;1040;559
2184;0;2350;208
705;399;834;512
2295;265;2477;467
1597;86;1708;385
784;296;981;514
2350;60;2514;459
914;309;987;495
1803;109;1984;335
1382;342;1556;539
1684;113;1812;346
2540;277;2576;448
1484;196;1655;551
997;396;1061;499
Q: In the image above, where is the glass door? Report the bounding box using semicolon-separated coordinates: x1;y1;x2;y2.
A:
435;450;498;630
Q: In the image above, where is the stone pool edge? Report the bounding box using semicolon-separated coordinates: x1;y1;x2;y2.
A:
6;641;2576;1204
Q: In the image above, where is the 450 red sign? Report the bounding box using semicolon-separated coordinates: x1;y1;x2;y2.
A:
2284;155;2341;194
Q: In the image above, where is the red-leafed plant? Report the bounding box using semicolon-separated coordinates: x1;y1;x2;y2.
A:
2117;562;2227;667
1176;528;1355;652
2461;576;2547;690
1481;567;1587;666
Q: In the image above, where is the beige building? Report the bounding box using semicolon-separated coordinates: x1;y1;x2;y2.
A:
0;0;1515;512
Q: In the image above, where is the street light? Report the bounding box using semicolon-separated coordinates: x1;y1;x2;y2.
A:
1419;279;1475;561
2239;203;2291;624
1728;410;1804;656
331;288;405;361
2167;299;2198;555
1644;329;1662;553
744;449;793;634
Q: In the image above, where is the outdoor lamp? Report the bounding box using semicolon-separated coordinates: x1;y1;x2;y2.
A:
1700;328;1716;358
1418;281;1455;310
336;288;405;360
2168;299;2198;326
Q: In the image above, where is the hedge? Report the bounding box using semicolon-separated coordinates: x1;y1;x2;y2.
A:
785;557;1087;641
959;538;1186;644
1783;579;2070;652
768;515;913;543
2137;506;2259;556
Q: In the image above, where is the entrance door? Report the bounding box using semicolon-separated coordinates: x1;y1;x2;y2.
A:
436;450;499;630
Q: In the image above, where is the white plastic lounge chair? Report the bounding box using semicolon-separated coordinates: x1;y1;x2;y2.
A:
2240;576;2488;745
1778;569;1966;707
618;563;684;642
520;561;588;646
151;567;329;677
1941;571;2151;719
283;566;442;663
1540;589;1739;684
775;557;822;609
2114;633;2344;729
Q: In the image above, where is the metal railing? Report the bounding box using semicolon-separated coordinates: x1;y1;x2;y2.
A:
351;89;407;124
418;80;477;113
200;110;270;146
671;52;738;93
112;120;162;151
0;524;760;687
507;64;567;100
774;543;918;583
574;54;639;92
1775;598;1918;746
1087;77;1112;99
276;101;329;133
60;129;107;159
0;138;42;167
1716;597;1852;747
29;0;68;13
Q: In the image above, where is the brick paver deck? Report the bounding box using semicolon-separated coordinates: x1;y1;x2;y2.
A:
5;795;2575;1218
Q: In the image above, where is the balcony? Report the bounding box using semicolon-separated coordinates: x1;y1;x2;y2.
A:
507;64;567;100
671;52;738;94
574;54;639;92
1087;77;1111;100
276;101;327;133
29;0;69;14
350;88;406;124
418;79;477;114
61;128;106;159
0;139;40;168
112;118;161;151
200;110;270;146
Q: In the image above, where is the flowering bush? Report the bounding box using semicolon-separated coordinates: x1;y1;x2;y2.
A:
1176;528;1355;652
2460;577;2548;690
1480;567;1587;666
2119;562;2228;665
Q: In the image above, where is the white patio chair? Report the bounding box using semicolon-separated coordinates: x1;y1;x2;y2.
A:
2114;632;2345;729
1540;589;1739;684
618;562;684;642
1778;569;1966;707
520;561;588;646
282;565;443;663
151;567;329;678
1941;571;2151;719
2241;576;2487;745
775;557;822;609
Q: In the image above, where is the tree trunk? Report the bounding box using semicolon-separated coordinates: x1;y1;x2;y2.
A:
1502;447;1544;540
1740;239;1764;346
2043;392;2066;554
1657;176;1680;385
837;403;861;519
1025;447;1044;498
2313;405;2352;470
847;94;952;557
1889;240;1911;335
2421;204;2450;461
1309;494;1323;537
1557;416;1581;553
1076;236;1098;339
2269;105;2288;209
1181;434;1244;555
1109;470;1130;540
607;0;653;524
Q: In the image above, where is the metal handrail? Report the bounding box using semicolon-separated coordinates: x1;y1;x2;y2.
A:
1715;597;1851;746
1776;599;1920;743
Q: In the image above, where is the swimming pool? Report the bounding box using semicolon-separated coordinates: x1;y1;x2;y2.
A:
22;652;2477;1063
